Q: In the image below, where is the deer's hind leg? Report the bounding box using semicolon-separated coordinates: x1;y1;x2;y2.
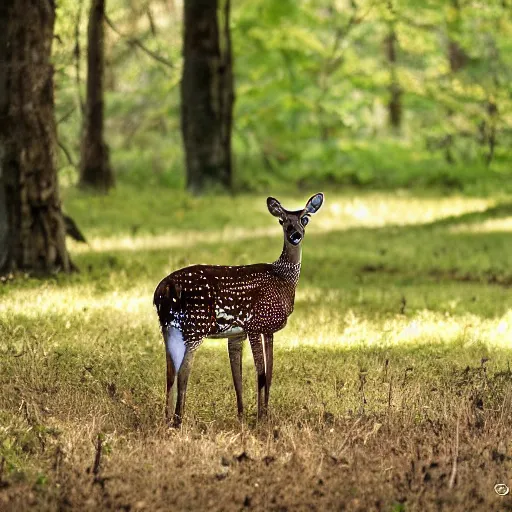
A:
165;351;176;423
174;345;197;427
228;334;246;419
165;326;195;426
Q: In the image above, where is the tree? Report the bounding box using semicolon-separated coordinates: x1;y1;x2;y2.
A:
0;0;72;274
181;0;234;193
79;0;114;191
385;27;402;130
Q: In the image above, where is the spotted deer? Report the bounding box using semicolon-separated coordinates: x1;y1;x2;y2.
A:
153;193;324;425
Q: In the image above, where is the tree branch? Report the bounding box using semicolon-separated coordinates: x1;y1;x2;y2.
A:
57;106;76;125
57;140;76;168
104;14;174;69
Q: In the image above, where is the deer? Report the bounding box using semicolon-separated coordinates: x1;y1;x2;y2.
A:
153;193;324;426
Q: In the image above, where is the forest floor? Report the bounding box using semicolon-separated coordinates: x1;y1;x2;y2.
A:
1;187;512;511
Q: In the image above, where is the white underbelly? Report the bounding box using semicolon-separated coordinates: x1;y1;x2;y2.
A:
207;326;245;339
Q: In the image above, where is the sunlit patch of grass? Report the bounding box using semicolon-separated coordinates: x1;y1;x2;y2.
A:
449;216;512;233
66;191;493;254
2;282;511;353
0;284;152;319
289;299;512;349
68;227;278;254
322;194;491;229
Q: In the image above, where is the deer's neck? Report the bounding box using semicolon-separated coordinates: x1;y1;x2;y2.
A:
272;241;302;286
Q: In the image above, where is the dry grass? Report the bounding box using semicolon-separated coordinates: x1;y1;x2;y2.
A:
1;191;512;511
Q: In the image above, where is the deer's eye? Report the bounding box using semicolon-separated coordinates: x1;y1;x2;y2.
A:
300;216;309;227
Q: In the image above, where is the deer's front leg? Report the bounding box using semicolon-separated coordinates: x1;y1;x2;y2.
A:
249;333;266;419
228;334;246;419
263;333;273;409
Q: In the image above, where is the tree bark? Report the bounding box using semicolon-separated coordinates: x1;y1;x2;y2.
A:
79;0;114;191
0;0;72;274
181;0;234;193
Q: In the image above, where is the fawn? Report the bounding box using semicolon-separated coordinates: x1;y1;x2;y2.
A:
153;193;324;425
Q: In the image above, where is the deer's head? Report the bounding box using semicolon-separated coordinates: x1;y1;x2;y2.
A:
267;193;324;246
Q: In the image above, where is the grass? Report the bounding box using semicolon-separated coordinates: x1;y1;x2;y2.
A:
1;186;512;511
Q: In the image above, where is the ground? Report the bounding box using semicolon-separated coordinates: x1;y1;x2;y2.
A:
1;188;512;511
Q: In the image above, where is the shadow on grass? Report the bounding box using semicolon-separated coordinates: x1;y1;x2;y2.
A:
422;201;512;228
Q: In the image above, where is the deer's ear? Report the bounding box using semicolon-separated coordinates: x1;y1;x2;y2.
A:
305;193;324;214
267;197;285;218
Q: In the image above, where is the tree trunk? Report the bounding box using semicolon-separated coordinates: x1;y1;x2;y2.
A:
448;40;468;73
79;0;114;191
181;0;234;193
485;98;498;166
442;0;467;164
0;0;72;274
385;27;402;129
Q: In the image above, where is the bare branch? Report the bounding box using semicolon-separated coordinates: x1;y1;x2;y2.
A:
57;106;76;125
104;14;174;69
147;4;157;36
57;140;76;168
396;13;437;31
321;1;376;84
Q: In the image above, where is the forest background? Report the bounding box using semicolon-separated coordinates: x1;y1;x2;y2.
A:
1;1;512;511
54;0;512;194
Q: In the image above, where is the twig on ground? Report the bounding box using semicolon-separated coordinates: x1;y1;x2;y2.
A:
359;370;367;413
93;433;103;476
335;416;362;456
448;416;460;489
387;378;393;428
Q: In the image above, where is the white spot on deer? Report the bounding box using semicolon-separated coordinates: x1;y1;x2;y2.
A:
165;326;186;371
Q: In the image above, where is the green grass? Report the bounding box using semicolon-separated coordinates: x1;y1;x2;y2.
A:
1;186;512;510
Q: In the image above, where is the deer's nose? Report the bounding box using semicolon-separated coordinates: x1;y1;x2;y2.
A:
289;231;302;245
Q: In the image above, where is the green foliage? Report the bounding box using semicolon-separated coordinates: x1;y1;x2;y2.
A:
52;0;511;192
